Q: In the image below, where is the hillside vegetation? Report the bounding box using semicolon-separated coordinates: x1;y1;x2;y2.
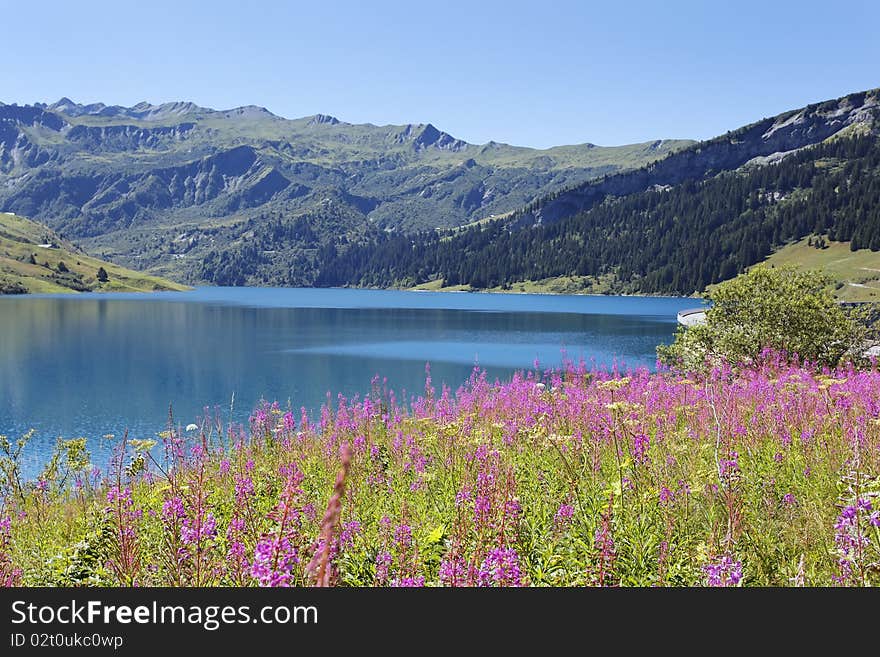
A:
315;92;880;297
0;98;690;282
760;237;880;301
3;90;879;296
0;213;187;293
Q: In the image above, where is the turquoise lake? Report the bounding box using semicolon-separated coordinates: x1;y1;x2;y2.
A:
0;287;697;474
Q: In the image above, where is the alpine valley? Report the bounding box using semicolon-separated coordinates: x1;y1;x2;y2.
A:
1;89;879;297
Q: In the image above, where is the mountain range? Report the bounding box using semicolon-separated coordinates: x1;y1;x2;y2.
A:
313;89;880;298
1;89;878;296
0;97;689;282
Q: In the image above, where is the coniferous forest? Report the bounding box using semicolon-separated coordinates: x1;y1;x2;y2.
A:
312;133;880;295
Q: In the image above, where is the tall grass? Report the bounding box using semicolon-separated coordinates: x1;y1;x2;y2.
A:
1;353;879;586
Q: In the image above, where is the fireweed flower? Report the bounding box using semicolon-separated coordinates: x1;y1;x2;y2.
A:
394;524;413;549
719;452;740;484
703;554;743;587
374;551;393;584
161;496;185;523
439;556;468;587
505;498;522;521
631;433;650;465
339;521;362;550
226;518;246;558
391;576;426;587
180;513;217;545
478;547;523;587
234;476;255;502
251;535;299;587
283;411;296;433
833;500;873;584
554;503;575;528
223;517;249;584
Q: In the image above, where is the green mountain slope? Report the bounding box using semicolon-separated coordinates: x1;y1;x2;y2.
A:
0;213;188;294
312;89;880;297
759;237;880;301
0;98;691;281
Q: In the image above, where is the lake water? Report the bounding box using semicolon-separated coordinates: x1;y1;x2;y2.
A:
0;287;697;475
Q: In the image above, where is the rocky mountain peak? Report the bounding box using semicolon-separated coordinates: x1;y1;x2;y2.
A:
222;105;278;119
307;114;341;126
412;123;468;152
47;99;209;121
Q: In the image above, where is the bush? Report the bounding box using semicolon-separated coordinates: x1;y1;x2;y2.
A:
658;266;870;369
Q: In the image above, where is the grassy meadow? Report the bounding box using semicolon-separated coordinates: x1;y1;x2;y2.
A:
0;213;188;294
2;355;878;587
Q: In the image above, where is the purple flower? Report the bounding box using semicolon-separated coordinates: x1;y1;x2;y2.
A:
703;553;743;587
632;433;650;465
840;505;857;520
719;451;740;482
478;547;523;587
107;486;133;506
251;535;299;587
659;486;674;505
391;576;425;587
439;556;468;587
227;517;245;535
554;503;575;528
374;551;393;584
180;513;216;545
834;500;874;584
782;493;797;506
234;476;254;502
394;524;413;549
161;496;185;523
219;459;230;475
455;487;472;507
339;521;362;550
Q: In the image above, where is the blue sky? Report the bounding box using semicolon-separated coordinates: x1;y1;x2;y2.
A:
3;0;878;148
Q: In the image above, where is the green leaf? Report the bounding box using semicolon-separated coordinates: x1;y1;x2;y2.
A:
426;525;445;544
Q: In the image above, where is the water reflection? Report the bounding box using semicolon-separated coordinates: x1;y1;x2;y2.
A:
0;287;695;473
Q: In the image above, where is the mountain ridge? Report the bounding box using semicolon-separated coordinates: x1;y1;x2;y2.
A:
308;88;880;297
514;89;880;227
4;89;877;294
0;97;692;279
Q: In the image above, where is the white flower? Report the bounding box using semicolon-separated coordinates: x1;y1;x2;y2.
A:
185;423;199;432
